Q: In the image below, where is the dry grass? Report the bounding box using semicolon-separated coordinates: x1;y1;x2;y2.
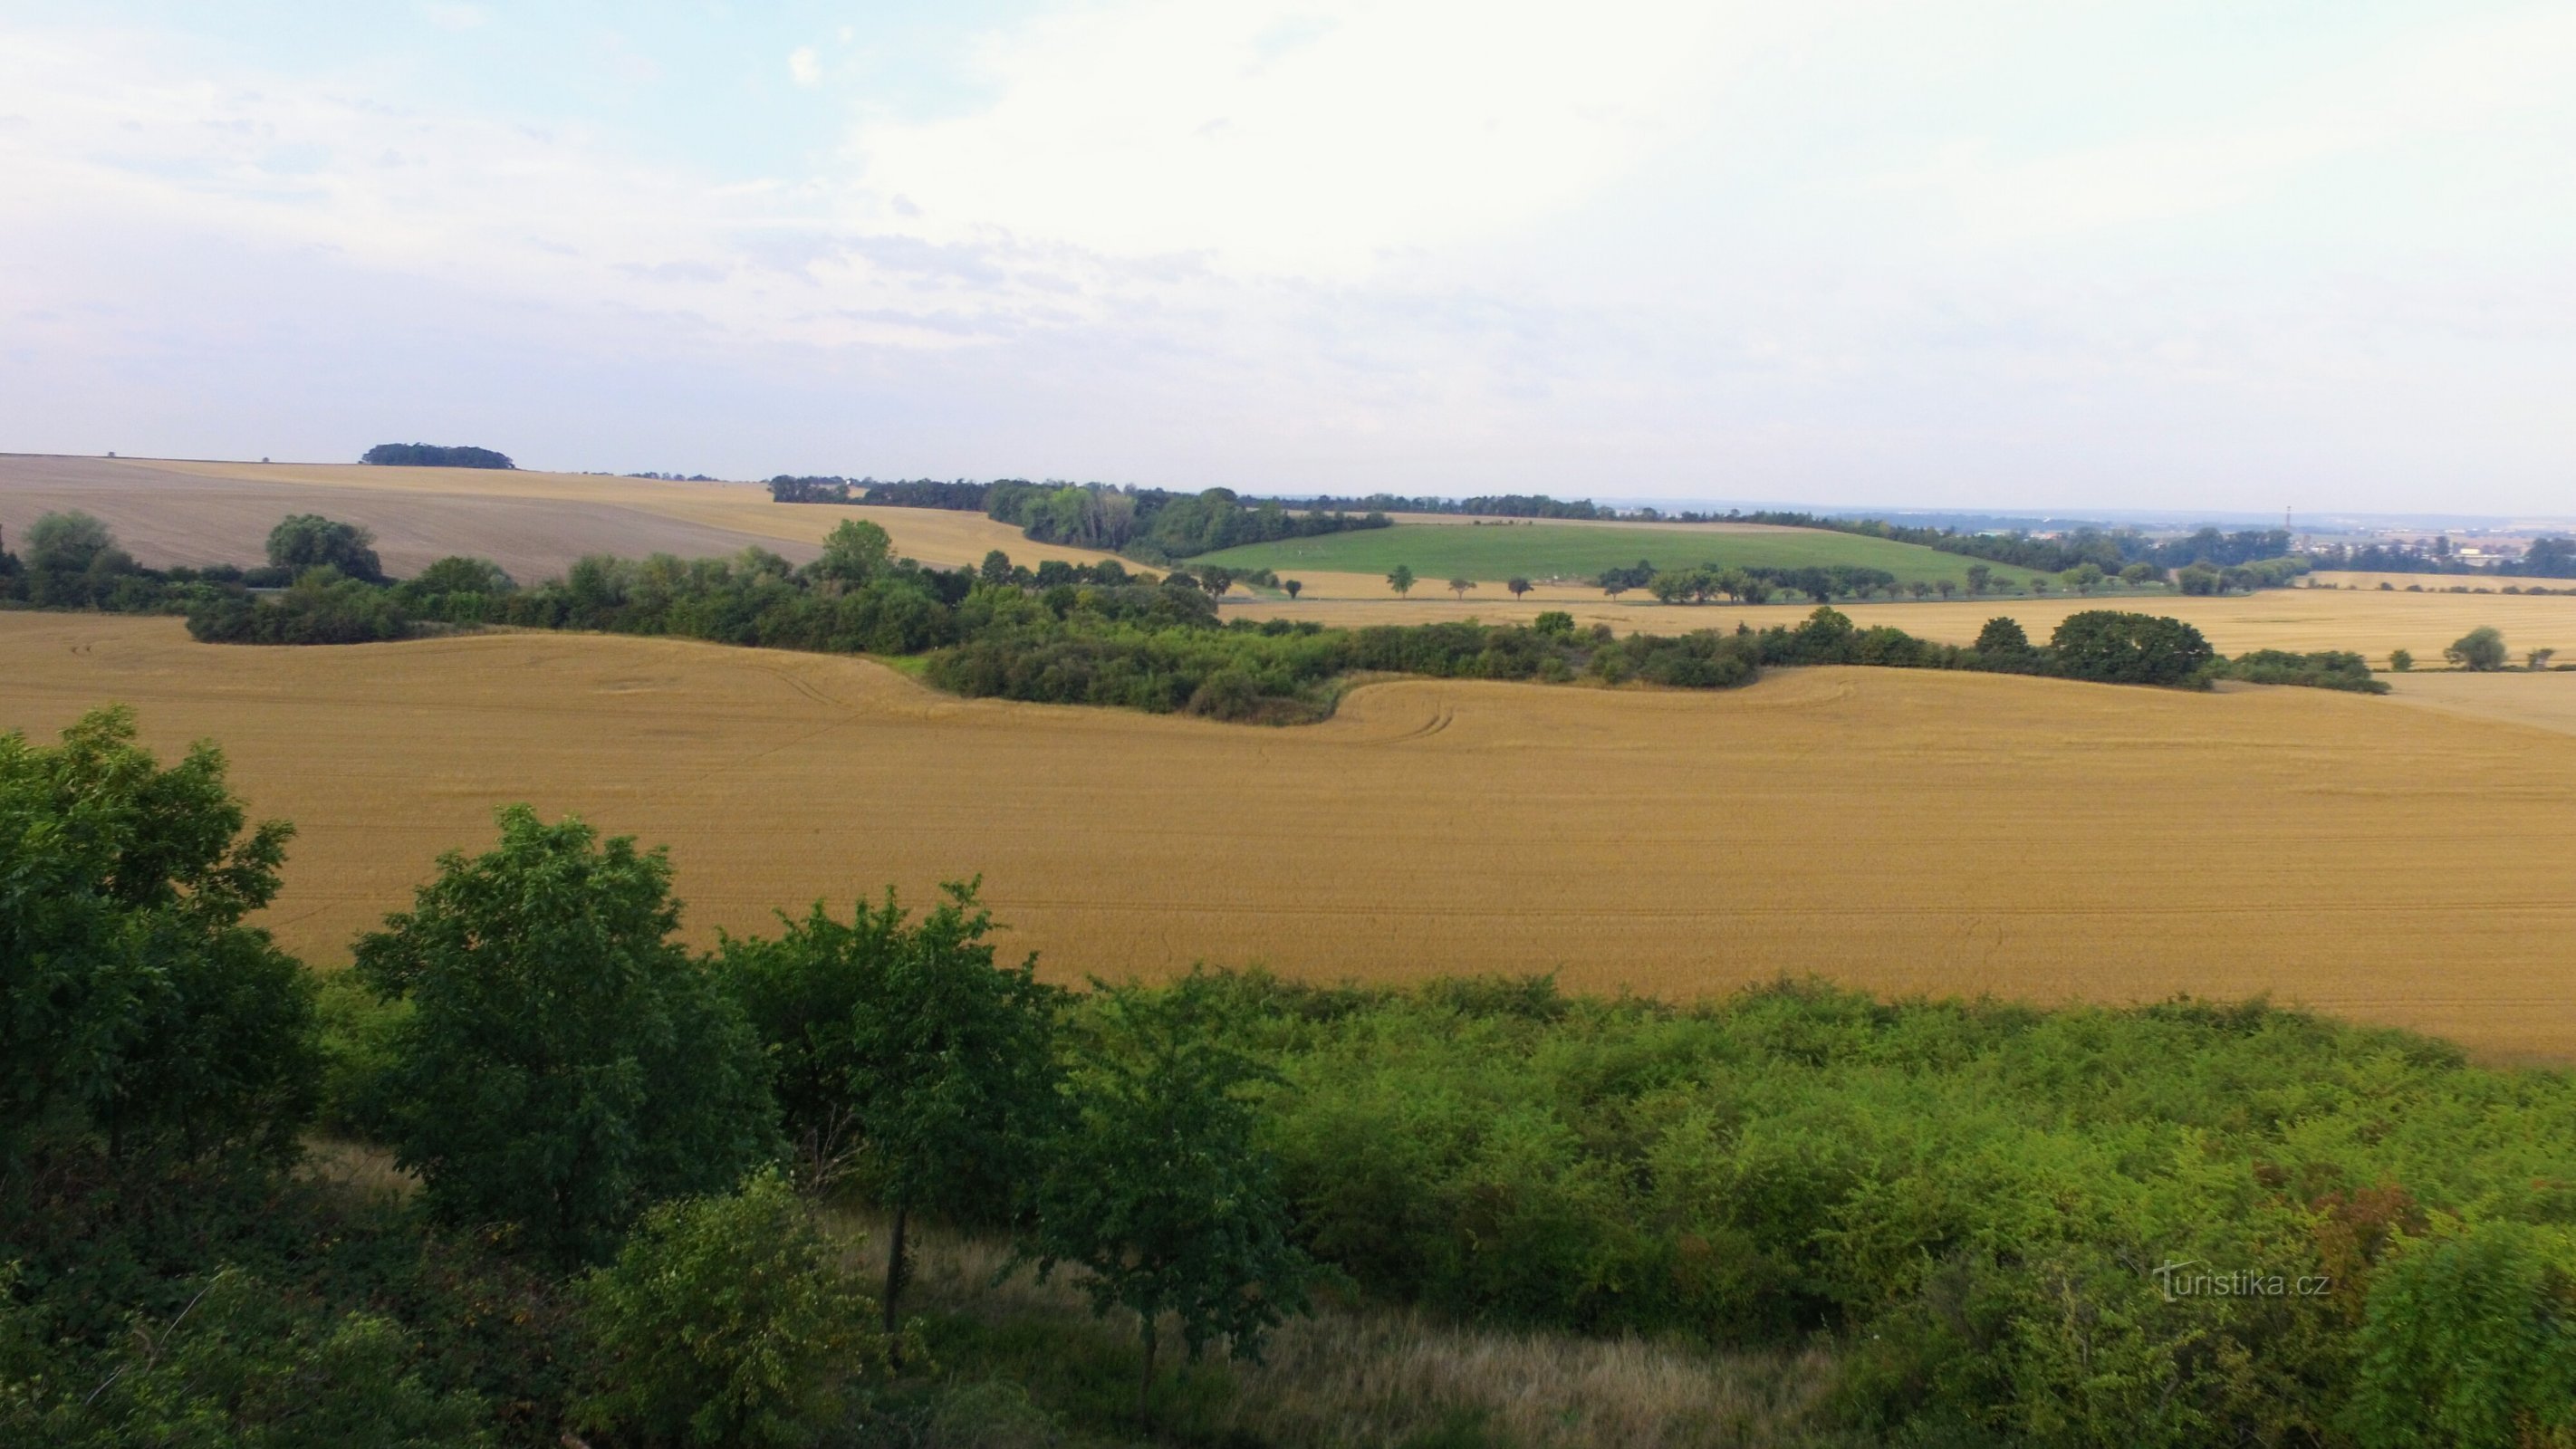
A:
8;613;2576;1060
830;1208;1841;1449
295;1137;417;1203
0;453;1119;581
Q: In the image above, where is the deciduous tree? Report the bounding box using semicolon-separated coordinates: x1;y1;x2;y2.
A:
1026;974;1319;1423
354;806;778;1264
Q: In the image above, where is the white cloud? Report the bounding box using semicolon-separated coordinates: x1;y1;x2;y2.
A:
421;3;485;32
840;0;1736;276
2;5;2573;505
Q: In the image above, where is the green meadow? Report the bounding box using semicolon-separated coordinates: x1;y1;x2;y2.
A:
1197;521;2047;588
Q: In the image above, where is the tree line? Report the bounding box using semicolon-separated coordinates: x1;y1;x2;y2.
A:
4;510;2385;718
6;714;2570;1446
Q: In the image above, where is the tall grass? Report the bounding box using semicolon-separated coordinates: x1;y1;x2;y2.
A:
827;1205;1850;1448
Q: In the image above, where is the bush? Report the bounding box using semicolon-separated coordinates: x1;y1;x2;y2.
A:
2445;627;2508;672
68;1268;491;1448
187;567;411;645
2346;1221;2576;1447
577;1171;889;1448
2208;648;2388;694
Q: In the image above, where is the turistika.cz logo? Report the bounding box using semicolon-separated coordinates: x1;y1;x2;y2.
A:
2150;1260;2332;1302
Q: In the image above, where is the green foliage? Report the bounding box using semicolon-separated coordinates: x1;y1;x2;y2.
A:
360;442;514;468
187;566;412;645
2047;609;2215;686
2389;648;2414;672
813;518;894;583
985;481;1387;561
1388;564;1416;597
2446;626;2508;671
1200;972;2576;1444
353;805;779;1264
0;707;314;1167
1029;974;1319;1415
576;1171;890;1448
712;881;1064;1325
1973;616;2032;655
62;1267;492;1448
264;514;385;583
2346;1220;2576;1448
24;510;126;575
2207;648;2389;694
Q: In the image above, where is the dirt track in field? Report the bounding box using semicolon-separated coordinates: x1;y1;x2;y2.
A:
8;612;2574;1061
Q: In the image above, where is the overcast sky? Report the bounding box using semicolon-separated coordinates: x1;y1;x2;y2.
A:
3;1;2572;513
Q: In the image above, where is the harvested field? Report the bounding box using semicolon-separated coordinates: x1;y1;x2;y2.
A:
0;454;1116;581
7;612;2574;1060
1230;584;2576;666
2386;669;2576;738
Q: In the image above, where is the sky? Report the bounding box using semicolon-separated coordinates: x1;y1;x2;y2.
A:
2;2;2572;513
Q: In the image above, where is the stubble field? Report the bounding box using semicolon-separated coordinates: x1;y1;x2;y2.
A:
8;611;2574;1061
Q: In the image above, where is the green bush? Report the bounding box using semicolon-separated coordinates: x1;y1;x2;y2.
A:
2346;1220;2576;1447
576;1171;889;1448
68;1267;491;1448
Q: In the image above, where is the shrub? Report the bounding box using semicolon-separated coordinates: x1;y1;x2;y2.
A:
2346;1221;2576;1447
577;1171;889;1449
2445;627;2508;671
72;1268;490;1448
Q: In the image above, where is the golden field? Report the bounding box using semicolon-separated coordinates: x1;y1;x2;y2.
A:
0;453;1116;581
1230;584;2576;667
7;612;2574;1060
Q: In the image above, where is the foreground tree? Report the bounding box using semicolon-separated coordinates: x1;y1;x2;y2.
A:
1026;974;1319;1423
0;707;316;1167
713;881;1064;1336
1506;577;1533;601
354;806;778;1264
2445;627;2508;672
1388;564;1416;598
1283;579;1302;600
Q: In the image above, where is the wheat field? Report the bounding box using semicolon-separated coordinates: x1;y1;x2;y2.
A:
0;454;1115;580
8;612;2574;1060
1230;585;2576;667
